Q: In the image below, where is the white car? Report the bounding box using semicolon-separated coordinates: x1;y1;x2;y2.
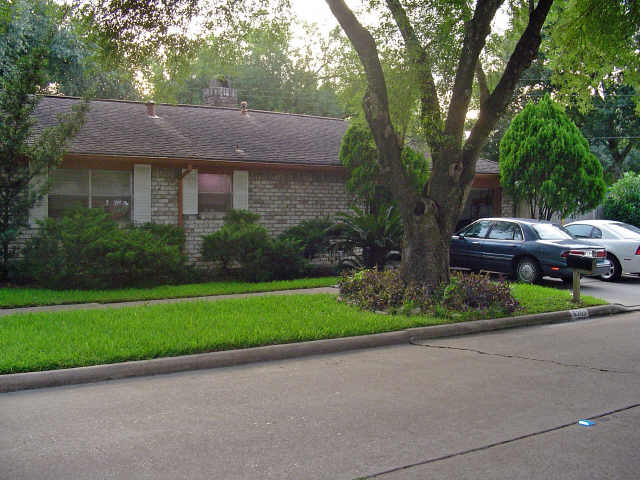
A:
564;220;640;281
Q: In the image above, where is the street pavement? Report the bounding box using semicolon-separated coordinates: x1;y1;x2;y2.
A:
1;311;639;479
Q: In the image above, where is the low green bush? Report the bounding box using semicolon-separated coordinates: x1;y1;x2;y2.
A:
338;269;519;317
201;209;308;282
22;208;187;289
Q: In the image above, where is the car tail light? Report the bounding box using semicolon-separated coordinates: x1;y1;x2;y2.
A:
595;249;606;258
561;250;585;258
636;245;640;255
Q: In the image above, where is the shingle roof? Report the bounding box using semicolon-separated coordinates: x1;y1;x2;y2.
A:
34;96;349;166
475;158;499;174
33;96;500;175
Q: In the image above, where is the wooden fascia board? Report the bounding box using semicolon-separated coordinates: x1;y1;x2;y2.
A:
63;153;347;174
471;174;501;189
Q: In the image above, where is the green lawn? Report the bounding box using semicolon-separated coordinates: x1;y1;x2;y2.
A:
0;285;605;374
0;277;338;308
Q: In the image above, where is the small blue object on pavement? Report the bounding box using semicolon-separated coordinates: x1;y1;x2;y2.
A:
578;420;595;427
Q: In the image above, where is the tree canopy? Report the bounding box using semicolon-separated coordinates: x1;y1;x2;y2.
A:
499;95;606;220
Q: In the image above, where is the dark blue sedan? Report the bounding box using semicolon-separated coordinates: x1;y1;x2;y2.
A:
450;218;611;283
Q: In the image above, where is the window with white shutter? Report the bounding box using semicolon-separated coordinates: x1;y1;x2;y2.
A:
182;169;198;215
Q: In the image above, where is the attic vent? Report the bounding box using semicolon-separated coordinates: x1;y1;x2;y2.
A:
146;101;159;118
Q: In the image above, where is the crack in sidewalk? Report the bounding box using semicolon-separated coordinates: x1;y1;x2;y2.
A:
355;403;640;479
409;341;638;375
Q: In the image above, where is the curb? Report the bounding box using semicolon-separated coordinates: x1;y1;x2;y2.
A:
0;304;630;393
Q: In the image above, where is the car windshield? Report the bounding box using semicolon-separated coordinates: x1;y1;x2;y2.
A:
608;222;640;239
532;223;572;240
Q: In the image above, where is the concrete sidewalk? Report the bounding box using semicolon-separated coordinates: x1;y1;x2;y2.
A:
0;286;340;316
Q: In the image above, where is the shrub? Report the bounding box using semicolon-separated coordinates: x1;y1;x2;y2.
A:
201;209;308;282
280;217;334;260
603;172;640;227
439;272;519;315
22;208;186;289
329;205;403;269
338;269;519;317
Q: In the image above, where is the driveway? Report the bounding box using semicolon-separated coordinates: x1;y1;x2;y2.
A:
540;274;640;307
1;312;639;479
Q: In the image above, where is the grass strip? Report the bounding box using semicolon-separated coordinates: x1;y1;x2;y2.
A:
0;277;338;308
0;286;605;374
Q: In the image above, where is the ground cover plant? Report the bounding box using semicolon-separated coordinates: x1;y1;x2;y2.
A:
339;269;520;319
0;277;339;308
0;287;605;374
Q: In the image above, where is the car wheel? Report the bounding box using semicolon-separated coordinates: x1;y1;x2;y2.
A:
515;257;541;284
600;254;622;282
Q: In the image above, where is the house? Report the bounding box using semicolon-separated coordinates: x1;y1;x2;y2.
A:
26;94;509;264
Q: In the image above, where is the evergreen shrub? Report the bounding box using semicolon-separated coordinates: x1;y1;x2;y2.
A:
22;208;186;289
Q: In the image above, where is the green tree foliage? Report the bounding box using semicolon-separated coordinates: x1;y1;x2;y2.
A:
549;0;640;109
0;47;87;280
571;82;640;181
499;95;606;220
1;0;140;99
148;18;342;116
339;123;429;210
603;172;640;227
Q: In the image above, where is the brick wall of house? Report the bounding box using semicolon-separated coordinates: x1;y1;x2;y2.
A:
151;166;179;225
180;168;351;264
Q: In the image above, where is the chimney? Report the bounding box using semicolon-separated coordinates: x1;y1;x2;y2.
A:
240;101;248;115
146;101;158;118
202;77;238;107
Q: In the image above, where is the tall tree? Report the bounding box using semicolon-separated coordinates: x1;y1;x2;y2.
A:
324;0;555;285
0;48;87;280
325;0;639;285
499;95;605;220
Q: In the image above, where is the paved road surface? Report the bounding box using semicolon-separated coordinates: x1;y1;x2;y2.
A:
2;311;639;479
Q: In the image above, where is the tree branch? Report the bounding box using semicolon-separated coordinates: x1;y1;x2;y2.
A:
464;0;554;166
475;60;490;107
445;0;503;146
324;0;415;208
385;0;442;139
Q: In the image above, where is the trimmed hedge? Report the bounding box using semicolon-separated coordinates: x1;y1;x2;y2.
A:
21;208;187;289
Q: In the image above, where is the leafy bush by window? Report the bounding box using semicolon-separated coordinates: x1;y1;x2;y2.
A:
338;269;519;317
22;208;186;289
603;172;640;227
201;209;308;282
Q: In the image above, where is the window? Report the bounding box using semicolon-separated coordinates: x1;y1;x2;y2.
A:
487;222;523;240
48;168;131;220
532;223;572;240
565;224;593;239
461;220;492;238
198;173;232;211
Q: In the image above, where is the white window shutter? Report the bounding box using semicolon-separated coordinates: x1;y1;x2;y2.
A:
28;167;48;227
133;164;152;224
233;170;249;210
182;168;198;215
